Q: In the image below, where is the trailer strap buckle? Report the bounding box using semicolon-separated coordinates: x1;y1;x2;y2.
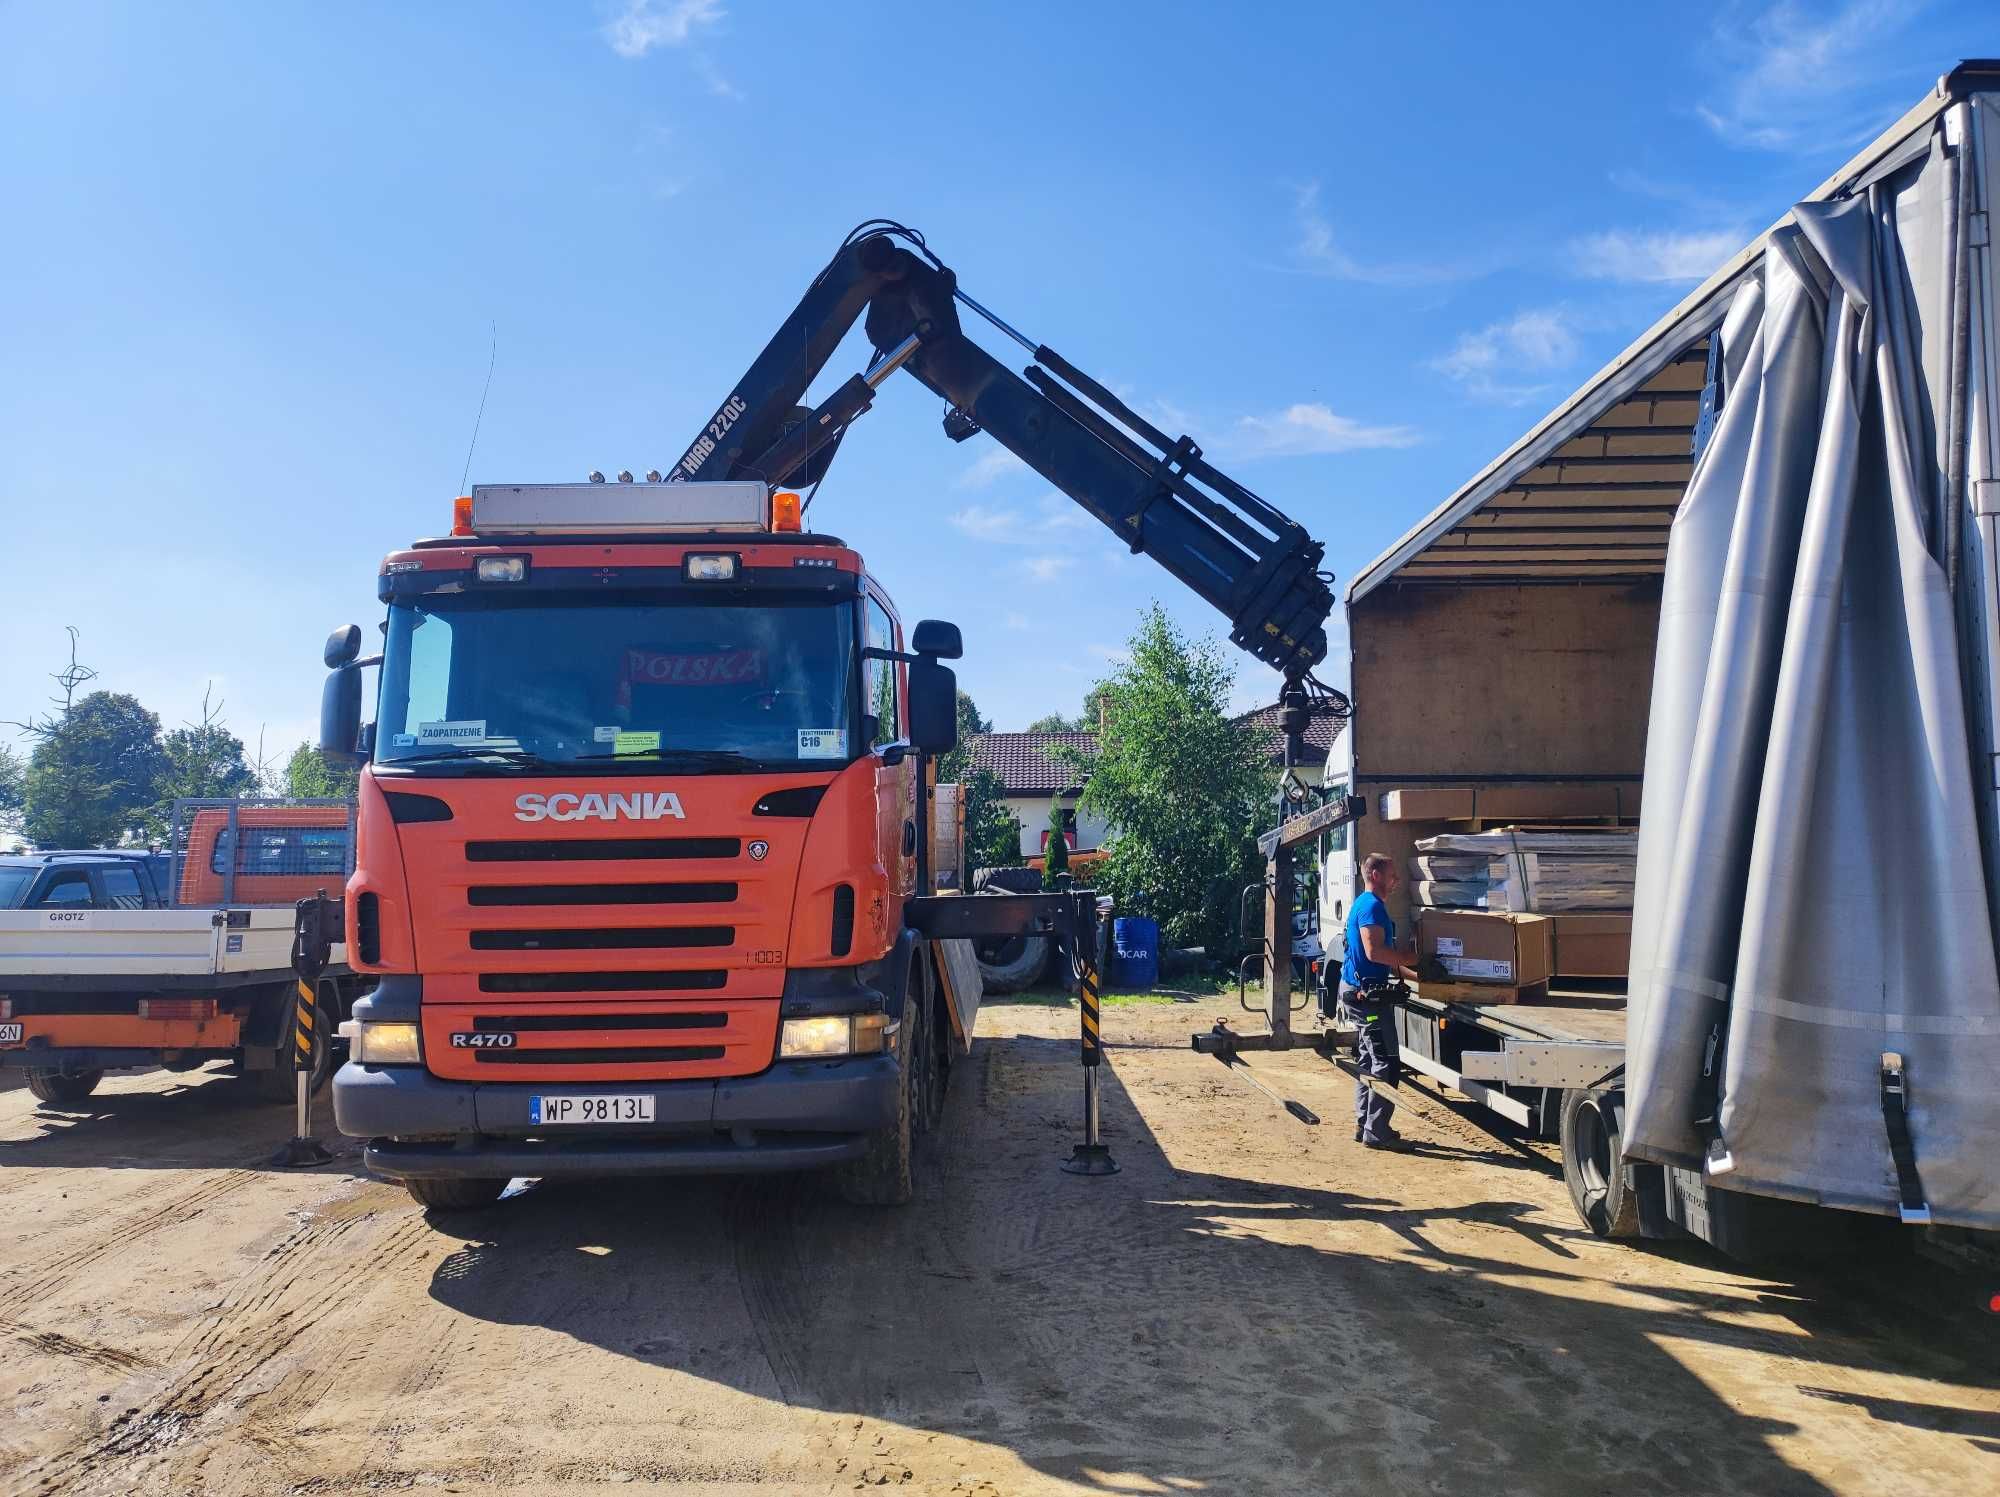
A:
1878;1051;1932;1225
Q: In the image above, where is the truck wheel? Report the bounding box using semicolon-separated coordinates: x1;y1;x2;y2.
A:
402;1176;508;1213
1561;1086;1640;1238
972;931;1051;994
834;955;931;1206
26;1068;102;1106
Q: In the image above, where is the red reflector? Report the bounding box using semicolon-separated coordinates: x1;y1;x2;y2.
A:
137;999;217;1020
1988;1292;2000;1315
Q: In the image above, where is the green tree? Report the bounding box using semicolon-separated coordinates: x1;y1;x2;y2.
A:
23;692;166;847
282;742;360;800
0;744;23;835
1057;605;1267;950
1040;798;1071;889
935;691;1021;871
1024;712;1078;734
149;687;257;832
962;766;1023;869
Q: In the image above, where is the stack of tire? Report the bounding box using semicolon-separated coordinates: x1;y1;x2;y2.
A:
969;867;1052;993
967;868;1113;994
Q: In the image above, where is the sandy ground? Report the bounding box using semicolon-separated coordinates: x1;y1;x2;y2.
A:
1;996;1995;1496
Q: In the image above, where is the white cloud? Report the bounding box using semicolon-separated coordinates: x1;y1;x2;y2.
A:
1227;402;1419;459
1430;307;1582;405
603;0;724;59
1004;611;1030;631
1572;229;1745;283
693;52;743;100
1694;1;1923;152
950;492;1096;544
1016;555;1076;584
954;447;1027;489
1288;181;1480;286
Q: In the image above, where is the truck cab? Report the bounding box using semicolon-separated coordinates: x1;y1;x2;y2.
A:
326;481;966;1210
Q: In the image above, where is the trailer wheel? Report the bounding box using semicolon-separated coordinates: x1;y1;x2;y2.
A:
834;953;930;1206
1561;1086;1640;1238
26;1068;102;1106
403;1176;508;1213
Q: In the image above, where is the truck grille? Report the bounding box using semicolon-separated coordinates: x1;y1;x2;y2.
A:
464;837;739;862
471;1045;727;1066
467;881;736;906
477;969;729;993
468;926;734;951
395;777;822;1083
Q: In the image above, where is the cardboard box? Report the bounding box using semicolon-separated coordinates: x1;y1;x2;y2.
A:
1550;914;1632;977
1418;910;1553;988
1378;784;1642;823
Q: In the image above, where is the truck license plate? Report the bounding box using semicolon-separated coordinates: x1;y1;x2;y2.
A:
0;1024;21;1045
530;1094;654;1126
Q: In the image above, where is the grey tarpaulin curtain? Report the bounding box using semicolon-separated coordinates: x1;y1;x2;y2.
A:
1623;126;2000;1229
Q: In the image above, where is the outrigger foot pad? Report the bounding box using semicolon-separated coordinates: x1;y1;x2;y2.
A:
1061;1142;1120;1176
272;1137;335;1168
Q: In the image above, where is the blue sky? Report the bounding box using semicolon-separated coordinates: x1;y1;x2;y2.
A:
1;1;1990;756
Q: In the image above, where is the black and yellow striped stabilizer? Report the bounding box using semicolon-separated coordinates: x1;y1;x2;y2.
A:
1079;961;1102;1067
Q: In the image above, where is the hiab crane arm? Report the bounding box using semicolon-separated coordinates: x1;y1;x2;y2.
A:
668;221;1341;719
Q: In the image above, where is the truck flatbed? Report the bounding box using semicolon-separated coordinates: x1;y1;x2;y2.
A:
1396;982;1627;1131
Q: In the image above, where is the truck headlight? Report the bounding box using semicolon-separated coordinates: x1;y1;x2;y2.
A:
351;1019;423;1066
779;1012;892;1059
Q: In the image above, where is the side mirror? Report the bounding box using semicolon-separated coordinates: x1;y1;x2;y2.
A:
319;665;363;767
324;624;363;670
908;659;959;754
911;619;963;660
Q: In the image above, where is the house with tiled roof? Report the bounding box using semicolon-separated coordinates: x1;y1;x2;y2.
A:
965;708;1345;863
1231;704;1344;768
965;731;1105;860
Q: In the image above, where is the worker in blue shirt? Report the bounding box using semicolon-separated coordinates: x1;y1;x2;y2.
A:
1340;852;1419;1149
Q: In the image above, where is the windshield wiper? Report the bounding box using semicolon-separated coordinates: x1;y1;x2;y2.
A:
572;747;771;772
380;746;551;771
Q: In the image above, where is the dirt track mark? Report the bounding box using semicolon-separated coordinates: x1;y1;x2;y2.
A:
0;1167;266;1305
1;1320;153;1374
20;1209;434;1495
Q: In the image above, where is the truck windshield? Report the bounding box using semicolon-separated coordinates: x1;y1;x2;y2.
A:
375;594;858;771
0;868;34;909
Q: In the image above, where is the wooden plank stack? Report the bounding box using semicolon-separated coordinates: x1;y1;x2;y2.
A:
1409;827;1637;913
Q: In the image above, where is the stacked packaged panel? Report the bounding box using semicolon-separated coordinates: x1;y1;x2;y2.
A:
1409;828;1636;912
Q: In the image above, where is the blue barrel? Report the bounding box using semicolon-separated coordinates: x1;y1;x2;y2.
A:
1109;916;1160;989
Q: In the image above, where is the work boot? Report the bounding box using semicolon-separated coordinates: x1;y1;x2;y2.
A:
1359;1135;1413;1152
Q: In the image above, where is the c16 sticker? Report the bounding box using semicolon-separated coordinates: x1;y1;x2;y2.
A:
797;729;847;759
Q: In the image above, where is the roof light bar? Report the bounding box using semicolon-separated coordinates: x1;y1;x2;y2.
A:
459;481;773;535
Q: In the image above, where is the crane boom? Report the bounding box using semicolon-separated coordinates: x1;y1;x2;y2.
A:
668;224;1335;687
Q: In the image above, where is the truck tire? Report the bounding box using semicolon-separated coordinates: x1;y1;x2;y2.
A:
834;955;932;1206
970;868;1054;993
26;1068;102;1106
403;1176;509;1213
973;866;1043;895
972;931;1051;994
1561;1086;1640;1238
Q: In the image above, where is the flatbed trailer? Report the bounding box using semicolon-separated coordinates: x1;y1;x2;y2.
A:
1394;984;1625;1134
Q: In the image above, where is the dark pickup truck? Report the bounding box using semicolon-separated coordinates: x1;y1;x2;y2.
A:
0;851;173;913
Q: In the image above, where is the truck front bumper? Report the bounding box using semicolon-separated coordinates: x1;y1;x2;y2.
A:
332;1055;898;1180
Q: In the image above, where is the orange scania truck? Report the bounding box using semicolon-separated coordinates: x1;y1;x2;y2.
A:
313;224;1338;1213
322;480;1003;1210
